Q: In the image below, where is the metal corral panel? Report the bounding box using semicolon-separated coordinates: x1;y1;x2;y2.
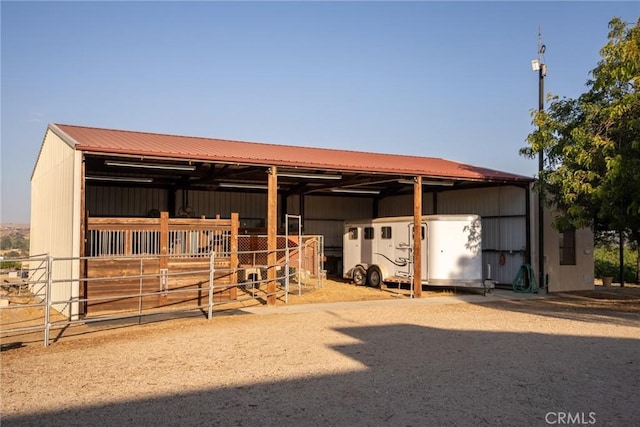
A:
30;129;82;317
305;195;373;220
86;186;167;217
377;194;435;217
176;190;267;219
438;186;526;216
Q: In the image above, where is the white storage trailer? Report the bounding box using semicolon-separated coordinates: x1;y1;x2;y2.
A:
343;215;493;292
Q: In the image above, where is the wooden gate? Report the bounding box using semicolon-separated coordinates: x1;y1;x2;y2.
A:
83;212;239;315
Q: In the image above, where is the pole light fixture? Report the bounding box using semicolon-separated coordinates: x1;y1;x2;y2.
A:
532;26;547;291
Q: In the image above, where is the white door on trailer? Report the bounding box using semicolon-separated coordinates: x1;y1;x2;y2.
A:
361;225;374;265
408;223;428;281
427;217;482;282
343;225;361;271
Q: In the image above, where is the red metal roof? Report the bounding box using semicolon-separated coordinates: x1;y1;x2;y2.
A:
51;123;531;183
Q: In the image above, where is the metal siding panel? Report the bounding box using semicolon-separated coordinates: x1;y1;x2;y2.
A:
286;195;301;215
439;186;525;217
30;131;77;316
480;217;525;251
305;195;372;220
501;217;527;251
184;190;268;219
86;186;166;217
499;186;526;216
378;195;411;217
378;194;435;217
481;218;500;250
483;252;525;285
438;188;500;216
304;219;343;255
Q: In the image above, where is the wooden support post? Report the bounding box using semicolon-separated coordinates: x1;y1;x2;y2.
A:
413;176;422;298
230;212;239;300
267;167;278;306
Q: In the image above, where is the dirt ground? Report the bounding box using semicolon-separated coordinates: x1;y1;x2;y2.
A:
2;281;639;426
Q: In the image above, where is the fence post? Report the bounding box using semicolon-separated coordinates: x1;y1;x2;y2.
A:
138;258;143;321
44;254;52;347
208;252;215;320
230;213;239;300
284;246;289;304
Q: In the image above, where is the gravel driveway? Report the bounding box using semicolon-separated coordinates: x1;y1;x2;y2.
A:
2;288;639;426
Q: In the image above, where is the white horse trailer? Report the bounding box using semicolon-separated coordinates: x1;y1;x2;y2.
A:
343;215;493;293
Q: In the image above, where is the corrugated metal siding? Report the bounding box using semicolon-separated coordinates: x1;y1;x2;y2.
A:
377;193;435;217
177;190;267;219
305;195;373;220
483;252;525;286
438;186;526;216
286;195;301;215
30;130;81;317
303;220;343;256
86;186;167;217
498;186;527;216
482;217;527;251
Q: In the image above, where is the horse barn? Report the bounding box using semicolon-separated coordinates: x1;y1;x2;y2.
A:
29;123;594;319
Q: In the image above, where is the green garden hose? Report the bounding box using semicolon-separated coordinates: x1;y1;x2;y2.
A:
512;264;539;293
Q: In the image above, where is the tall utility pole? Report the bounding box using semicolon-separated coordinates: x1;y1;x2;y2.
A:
531;27;547;291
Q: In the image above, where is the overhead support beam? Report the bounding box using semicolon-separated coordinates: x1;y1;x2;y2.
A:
413;176;422;298
398;178;455;187
104;160;196;171
267;166;278;306
278;172;342;180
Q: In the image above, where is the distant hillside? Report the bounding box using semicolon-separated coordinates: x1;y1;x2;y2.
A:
1;224;30;230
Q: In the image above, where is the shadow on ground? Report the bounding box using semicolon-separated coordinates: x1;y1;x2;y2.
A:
473;286;640;327
4;323;639;426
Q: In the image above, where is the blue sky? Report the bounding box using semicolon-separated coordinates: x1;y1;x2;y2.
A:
1;1;638;223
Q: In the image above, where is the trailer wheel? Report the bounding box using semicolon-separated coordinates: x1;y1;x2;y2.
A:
352;266;366;286
366;266;382;288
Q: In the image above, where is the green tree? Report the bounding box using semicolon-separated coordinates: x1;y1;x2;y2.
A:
521;17;640;283
12;235;29;252
0;235;12;250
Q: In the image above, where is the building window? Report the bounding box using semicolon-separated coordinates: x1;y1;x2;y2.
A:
559;228;576;265
348;227;358;240
381;226;392;239
364;227;374;240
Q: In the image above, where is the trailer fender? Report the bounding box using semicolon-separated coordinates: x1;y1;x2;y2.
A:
345;264;369;286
